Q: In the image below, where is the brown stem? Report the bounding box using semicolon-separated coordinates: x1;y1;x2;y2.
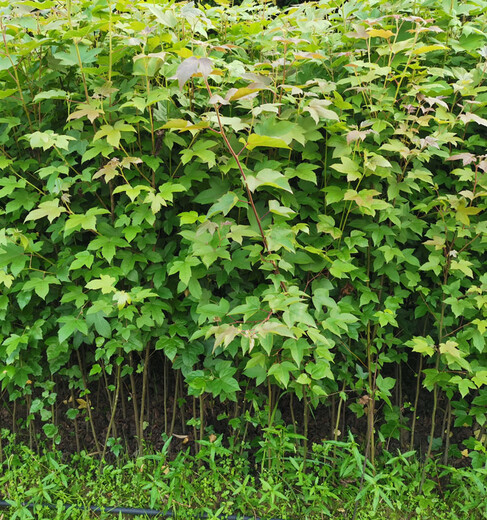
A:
199;394;205;443
164;355;168;434
289;393;297;435
330;394;336;440
410;354;423;451
129;352;140;453
443;401;452;465
100;358;121;465
76;349;101;454
203;78;287;292
138;345;150;455
179;375;186;434
12;400;16;434
192;396;198;454
169;370;179;437
420;354;440;492
70;387;81;453
303;387;309;470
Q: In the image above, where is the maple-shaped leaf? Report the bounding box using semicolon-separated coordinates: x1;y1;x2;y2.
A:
33;89;67;102
209;94;230;105
367;28;394;38
460;112;487;128
438;340;458;357
405;336;436;357
245;134;290;151
0;242;27;277
145;191;167;214
113;184;151;202
439;340;470;370
246;168;292;193
93;81;119;98
303;99;339;124
450;259;474;278
113;290;132;309
120;156;143;168
423;235;445;250
23;275;60;299
211;324;240;352
227;87;262;101
85;274;117;294
67;103;104;123
256;321;294;338
227;225;260;245
93;121;135;148
346;129;371;145
26;130;75;151
0;270;13;288
455;200;481;226
175;56;214;89
346;25;370;39
447;152;476;166
343;189;380;207
93;158;120;182
25;199;66;223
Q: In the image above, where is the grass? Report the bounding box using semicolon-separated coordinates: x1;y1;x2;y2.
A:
1;430;487;520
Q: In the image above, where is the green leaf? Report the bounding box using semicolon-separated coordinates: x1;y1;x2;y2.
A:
246;134;291;151
268;362;296;388
64;208;108;235
85;275;117;294
87;311;112;338
207;192;238;217
25;199;67;223
256;321;294;338
23;275;60;299
303;99;339;123
87;235;128;263
26;130;75;151
93;121;135;148
69;251;94;271
57;316;88;343
285;163;319;184
455;202;481;226
450;259;474;278
305;361;333;381
0;271;13;288
0;55;17;71
329;259;358;278
33;89;67;102
0;242;27;276
410;44;448;55
268;200;296;219
440;340;470;370
406;336;435;357
53;44;101;66
247;169;292;193
267;224;295;252
227;225;259;244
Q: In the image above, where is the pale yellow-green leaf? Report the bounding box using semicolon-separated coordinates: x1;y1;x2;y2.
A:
25;199;67;223
450;259;474;278
367;28;394;38
228;88;262;101
0;271;13;288
246;134;291;151
85;275;117;294
411;44;448;55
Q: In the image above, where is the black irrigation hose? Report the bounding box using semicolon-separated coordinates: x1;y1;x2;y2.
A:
0;499;285;520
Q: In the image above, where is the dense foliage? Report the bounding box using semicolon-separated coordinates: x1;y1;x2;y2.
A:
1;0;487;487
